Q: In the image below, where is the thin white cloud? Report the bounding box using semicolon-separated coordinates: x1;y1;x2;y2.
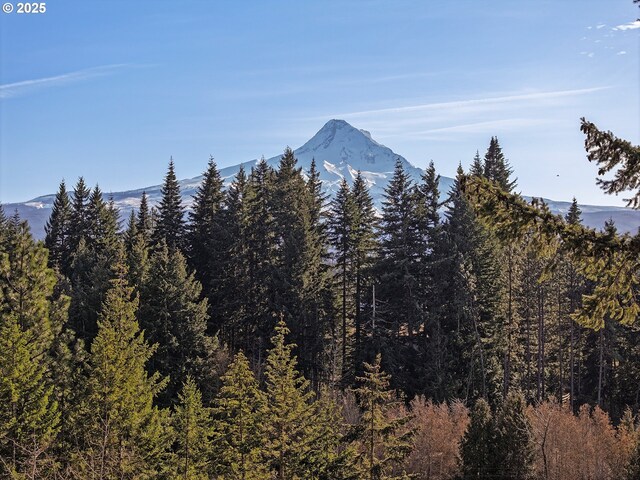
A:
613;20;640;31
617;50;627;55
388;118;548;137
325;87;609;119
0;64;129;99
596;24;607;29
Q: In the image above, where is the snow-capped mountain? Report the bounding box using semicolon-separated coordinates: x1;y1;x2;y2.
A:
4;119;639;238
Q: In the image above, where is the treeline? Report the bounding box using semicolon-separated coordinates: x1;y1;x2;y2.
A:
1;139;639;478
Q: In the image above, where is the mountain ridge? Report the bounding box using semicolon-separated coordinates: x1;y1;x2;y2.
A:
5;119;639;238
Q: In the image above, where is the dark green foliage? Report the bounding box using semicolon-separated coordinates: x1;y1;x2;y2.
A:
219;166;250;346
469;151;484;177
377;159;422;337
152;159;186;251
459;399;496;478
302;158;335;385
432;166;504;403
187;157;227;330
581;118;640;209
241;159;278;360
124;209;149;292
329;179;356;379
69;177;91;255
494;392;534;479
45;180;72;273
350;172;378;379
66;186;123;344
483;136;516;192
86;186;120;251
271;149;333;383
137;191;153;242
328;172;378;383
139;241;219;406
374;160;424;394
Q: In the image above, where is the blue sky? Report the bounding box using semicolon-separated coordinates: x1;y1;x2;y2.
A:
1;0;638;205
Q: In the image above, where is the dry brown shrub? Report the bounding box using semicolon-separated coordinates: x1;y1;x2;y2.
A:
402;396;469;480
527;400;635;480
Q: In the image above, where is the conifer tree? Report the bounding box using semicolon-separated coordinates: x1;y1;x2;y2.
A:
306;159;334;368
242;158;278;361
0;222;61;477
328;178;355;379
213;351;268;480
137;191;153;242
69;177;91;255
580;118;640;208
351;172;378;378
302;158;335;385
375;160;423;391
73;263;172;478
415;161;440;243
173;376;213;480
47;320;87;474
460;399;497;478
65;185;123;344
563;197;585;409
433;165;504;402
0;218;58;353
86;186;120;251
352;354;414;480
271;147;331;381
124;211;149;293
67;238;97;340
152;159;186;251
187;157;227;332
45;180;72;273
494;392;534;479
0;204;8;249
469;151;484;177
262;319;318;479
414;160;440;314
139;241;217;405
378;159;422;333
0;315;60;478
220;166;250;346
305;389;359;480
483;137;516;192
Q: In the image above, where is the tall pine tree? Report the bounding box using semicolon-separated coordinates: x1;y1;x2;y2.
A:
139;241;218;405
152;159;186;251
72;262;172;478
213;351;268;480
45;180;72;274
187;157;226;329
352;354;414;480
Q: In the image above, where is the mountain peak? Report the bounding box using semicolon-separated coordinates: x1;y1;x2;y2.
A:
296;118;389;159
7;119;639;239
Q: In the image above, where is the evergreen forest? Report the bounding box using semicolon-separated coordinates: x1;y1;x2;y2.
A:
2;122;640;480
